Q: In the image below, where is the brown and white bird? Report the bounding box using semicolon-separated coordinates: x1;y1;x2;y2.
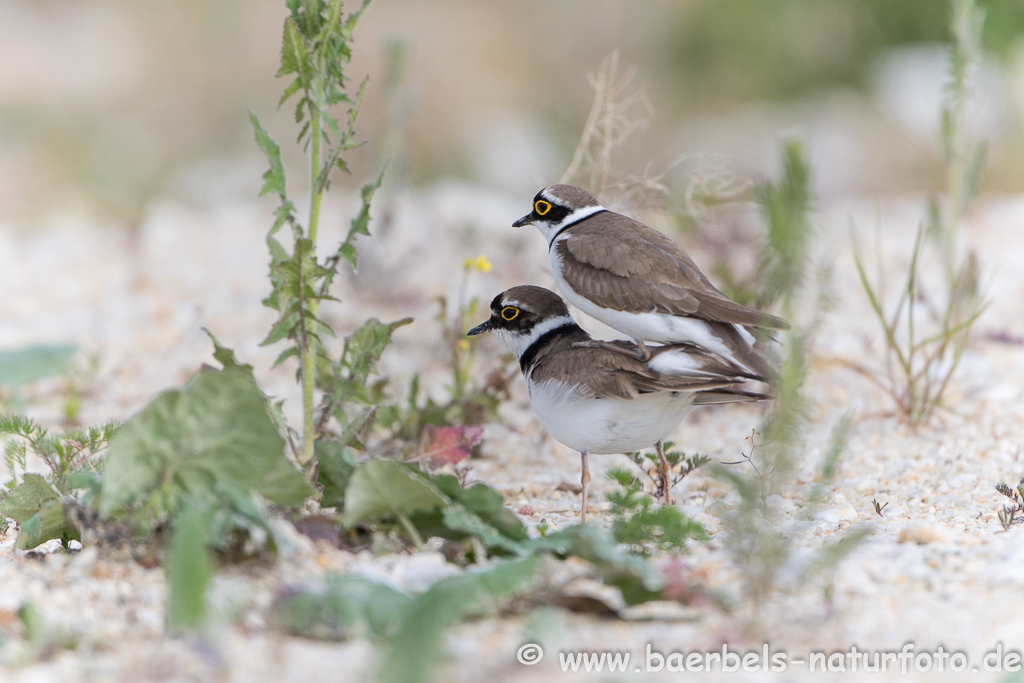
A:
468;285;770;523
512;184;788;379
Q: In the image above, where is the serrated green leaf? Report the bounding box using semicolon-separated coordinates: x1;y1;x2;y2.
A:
203;328;254;374
271;346;301;368
99;369;311;518
339;242;357;271
0;345;76;388
347;162;388;241
342;317;411;385
270;201;297;237
278;17;312;84
343;459;447;527
277;78;303;109
250;113;287;197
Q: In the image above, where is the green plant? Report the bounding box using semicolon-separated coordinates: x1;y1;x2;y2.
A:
0;415;118;549
849;0;987;425
1;414;118;495
98;369;311;537
872;499;889;517
605;466;707;554
623;441;709;498
250;0;390;470
380;254;513;443
713;141;869;625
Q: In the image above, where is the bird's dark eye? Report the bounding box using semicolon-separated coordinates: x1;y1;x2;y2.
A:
500;306;520;321
534;200;552;216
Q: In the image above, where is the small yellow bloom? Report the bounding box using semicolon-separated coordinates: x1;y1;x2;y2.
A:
458;339;470;351
463;254;492;273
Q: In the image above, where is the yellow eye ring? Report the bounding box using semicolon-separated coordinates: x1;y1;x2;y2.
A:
500;306;520;321
534;200;552;216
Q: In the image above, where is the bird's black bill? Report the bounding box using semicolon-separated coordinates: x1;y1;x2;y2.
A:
512;213;534;228
467;319;494;336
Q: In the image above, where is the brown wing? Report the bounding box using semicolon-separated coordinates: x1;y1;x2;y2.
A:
529;335;750;401
557;212;789;330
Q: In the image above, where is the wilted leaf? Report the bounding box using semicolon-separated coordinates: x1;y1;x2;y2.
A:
293;514;342;548
0;345;76;388
99;369;311;519
408;425;483;471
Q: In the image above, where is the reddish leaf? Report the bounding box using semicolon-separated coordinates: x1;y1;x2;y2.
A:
409;425;484;471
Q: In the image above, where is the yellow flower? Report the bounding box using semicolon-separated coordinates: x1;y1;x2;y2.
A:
458;339;470;351
463;254;492;273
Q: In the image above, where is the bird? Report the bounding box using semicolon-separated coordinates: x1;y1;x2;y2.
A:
512;184;788;379
467;285;770;523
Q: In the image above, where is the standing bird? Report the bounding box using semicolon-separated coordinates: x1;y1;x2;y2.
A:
512;184;788;379
468;285;769;522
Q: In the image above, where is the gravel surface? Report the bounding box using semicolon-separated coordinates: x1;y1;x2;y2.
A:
1;184;1023;682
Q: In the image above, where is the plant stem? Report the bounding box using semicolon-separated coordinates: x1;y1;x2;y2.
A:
396;511;424;548
299;101;325;468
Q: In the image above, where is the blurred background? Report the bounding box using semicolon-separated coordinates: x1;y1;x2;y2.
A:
2;0;1023;226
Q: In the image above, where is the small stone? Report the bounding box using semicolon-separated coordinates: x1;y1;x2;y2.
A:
898;521;950;545
518;505;535;516
814;510;841;524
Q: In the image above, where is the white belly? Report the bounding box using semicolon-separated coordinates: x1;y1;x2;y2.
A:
549;245;754;360
527;379;695;454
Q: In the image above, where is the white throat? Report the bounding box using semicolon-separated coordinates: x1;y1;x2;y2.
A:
492;314;576;362
532;205;606;247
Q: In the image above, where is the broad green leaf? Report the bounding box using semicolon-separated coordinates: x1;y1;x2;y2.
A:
250;112;286;197
271;575;410;641
440;505;523;554
16;503;79;550
343;459;446;527
316;440;358;508
0;345;76;388
99;369;311;518
0;473;56;522
166;502;213;631
0;474;79;550
377;557;538;683
529;525;663;606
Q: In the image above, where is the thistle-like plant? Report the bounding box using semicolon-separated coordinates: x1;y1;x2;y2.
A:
249;0;395;469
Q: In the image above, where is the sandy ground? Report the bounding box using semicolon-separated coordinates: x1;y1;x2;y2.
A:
1;182;1024;682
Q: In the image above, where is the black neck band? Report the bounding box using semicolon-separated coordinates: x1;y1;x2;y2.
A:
520;323;585;374
548;209;607;248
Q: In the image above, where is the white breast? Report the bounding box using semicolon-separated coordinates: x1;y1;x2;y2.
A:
526;379;696;455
